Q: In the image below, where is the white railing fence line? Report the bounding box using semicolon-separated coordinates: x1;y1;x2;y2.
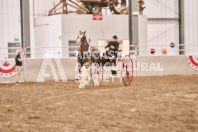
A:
0;44;198;59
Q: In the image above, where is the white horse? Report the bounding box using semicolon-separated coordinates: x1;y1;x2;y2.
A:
79;63;100;89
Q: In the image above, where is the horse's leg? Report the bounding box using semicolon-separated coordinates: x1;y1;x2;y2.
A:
90;63;94;83
78;57;83;73
78;58;84;88
91;63;100;87
78;57;80;72
79;65;86;89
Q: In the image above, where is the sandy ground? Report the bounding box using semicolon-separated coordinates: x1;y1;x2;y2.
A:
0;75;198;132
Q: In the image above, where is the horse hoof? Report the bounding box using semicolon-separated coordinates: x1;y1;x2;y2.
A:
79;85;85;89
94;83;100;87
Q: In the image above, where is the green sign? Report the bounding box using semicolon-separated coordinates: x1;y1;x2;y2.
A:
14;38;19;42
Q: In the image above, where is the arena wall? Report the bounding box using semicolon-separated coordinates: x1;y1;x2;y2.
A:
0;56;198;83
33;14;180;58
1;0;198;58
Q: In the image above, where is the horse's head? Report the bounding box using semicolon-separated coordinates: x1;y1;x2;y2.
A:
77;30;87;46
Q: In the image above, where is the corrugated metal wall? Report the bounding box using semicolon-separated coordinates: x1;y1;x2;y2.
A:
32;0;47;17
184;0;198;55
144;0;178;18
0;0;21;48
0;0;21;59
144;0;179;55
31;0;60;17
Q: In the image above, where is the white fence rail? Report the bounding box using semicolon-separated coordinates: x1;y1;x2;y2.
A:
0;44;198;59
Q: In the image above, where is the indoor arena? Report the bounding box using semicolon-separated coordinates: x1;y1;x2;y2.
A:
0;0;198;132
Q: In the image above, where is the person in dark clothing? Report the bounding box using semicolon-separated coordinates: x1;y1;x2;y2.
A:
104;35;120;76
15;50;23;85
104;35;119;57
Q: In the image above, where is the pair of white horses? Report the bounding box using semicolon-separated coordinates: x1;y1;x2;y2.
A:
79;63;100;89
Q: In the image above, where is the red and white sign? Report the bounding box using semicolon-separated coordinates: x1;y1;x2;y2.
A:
93;14;102;20
187;55;198;71
0;60;17;77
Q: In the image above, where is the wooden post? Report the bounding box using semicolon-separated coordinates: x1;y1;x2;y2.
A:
48;1;63;16
65;0;68;14
62;0;65;14
48;0;89;15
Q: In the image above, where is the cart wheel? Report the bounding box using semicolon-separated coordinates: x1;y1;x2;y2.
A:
122;55;133;86
109;0;128;14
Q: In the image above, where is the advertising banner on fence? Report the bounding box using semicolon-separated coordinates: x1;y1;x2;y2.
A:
187;55;198;70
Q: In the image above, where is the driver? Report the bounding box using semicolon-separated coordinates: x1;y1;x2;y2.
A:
104;35;119;58
104;35;120;76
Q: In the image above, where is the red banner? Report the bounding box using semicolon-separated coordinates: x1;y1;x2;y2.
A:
93;14;102;20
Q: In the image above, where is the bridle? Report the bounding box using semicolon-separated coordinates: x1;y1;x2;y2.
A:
77;31;101;64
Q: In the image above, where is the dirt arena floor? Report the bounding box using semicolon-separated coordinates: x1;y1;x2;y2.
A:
0;75;198;132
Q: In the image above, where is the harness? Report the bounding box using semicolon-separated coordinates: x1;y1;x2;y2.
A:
77;39;93;57
77;38;101;65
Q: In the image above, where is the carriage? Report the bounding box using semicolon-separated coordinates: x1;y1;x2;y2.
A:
77;31;133;88
92;54;134;86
